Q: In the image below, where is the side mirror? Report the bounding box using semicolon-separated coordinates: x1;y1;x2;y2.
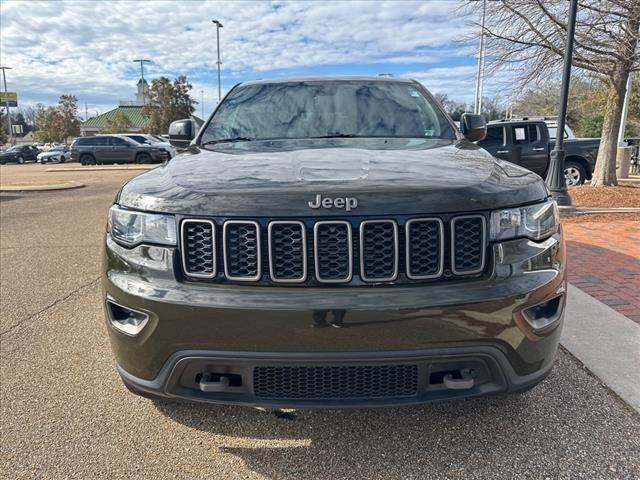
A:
460;113;487;142
168;119;195;148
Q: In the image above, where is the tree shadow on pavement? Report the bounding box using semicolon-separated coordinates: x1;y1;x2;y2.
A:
153;351;640;479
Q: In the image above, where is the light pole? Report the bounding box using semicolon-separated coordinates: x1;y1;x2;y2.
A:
132;59;151;106
474;0;487;115
0;66;14;145
212;19;223;102
546;0;577;207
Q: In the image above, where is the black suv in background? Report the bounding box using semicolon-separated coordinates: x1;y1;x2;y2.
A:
0;145;40;164
70;135;169;165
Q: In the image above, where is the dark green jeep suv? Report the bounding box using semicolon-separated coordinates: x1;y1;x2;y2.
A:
103;77;565;407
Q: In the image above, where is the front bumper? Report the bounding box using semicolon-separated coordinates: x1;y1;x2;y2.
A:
150;150;170;163
103;230;566;406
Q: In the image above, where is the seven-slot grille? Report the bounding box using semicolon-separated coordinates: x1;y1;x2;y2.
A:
180;215;487;284
253;364;419;400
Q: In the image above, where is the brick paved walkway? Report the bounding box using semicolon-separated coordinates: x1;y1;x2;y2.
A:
564;220;640;324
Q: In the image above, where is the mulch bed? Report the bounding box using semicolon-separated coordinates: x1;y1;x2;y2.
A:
562;185;640;223
568;185;640;208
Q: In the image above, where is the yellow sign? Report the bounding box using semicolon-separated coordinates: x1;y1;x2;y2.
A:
0;91;17;107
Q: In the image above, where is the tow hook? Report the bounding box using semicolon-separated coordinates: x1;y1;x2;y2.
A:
199;373;231;392
443;369;475;390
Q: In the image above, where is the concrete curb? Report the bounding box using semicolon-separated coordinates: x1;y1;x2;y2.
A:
45;166;154;172
561;284;640;413
560;206;640;217
578;207;640;213
0;181;85;192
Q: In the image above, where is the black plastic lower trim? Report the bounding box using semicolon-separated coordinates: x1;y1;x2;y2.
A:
117;345;556;408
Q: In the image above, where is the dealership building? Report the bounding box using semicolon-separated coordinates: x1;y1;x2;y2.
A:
80;79;202;136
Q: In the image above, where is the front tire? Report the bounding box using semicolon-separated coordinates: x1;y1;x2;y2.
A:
17;156;25;164
136;153;151;164
564;161;586;186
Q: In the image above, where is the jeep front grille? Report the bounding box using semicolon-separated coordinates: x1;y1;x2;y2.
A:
180;215;487;285
253;364;419;400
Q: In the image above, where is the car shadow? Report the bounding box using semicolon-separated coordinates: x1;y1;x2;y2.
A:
152;365;575;479
0;194;21;202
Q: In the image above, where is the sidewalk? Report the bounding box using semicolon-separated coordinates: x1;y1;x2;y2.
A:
564;220;640;324
561;219;640;413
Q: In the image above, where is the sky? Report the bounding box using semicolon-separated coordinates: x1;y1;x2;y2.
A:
0;0;507;119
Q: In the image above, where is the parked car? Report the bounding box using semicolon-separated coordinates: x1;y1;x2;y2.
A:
70;135;170;165
479;119;599;185
0;145;40;164
104;76;565;407
120;133;177;158
37;145;71;163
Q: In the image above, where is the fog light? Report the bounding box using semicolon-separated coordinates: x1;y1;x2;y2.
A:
522;294;564;333
106;298;149;336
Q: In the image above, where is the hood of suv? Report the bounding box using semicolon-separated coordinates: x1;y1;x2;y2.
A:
118;139;549;216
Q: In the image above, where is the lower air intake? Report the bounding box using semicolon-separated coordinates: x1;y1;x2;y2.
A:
253;364;419;400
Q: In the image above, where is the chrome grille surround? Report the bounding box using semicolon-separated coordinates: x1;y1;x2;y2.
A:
223;220;262;281
450;214;487;275
180;214;489;284
405;218;444;280
359;219;399;282
180;219;216;278
268;220;307;283
313;220;353;283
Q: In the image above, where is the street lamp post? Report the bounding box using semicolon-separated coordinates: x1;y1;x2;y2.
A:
545;0;577;207
474;0;487;115
212;20;223;102
0;66;14;145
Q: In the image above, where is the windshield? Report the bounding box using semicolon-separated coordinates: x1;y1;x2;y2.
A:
8;145;21;151
200;81;455;144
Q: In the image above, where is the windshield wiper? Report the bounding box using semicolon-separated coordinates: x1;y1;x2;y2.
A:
307;134;359;139
200;137;253;147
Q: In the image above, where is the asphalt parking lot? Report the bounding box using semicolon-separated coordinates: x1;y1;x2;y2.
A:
1;164;639;479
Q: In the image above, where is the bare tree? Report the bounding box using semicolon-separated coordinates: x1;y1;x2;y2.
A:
467;0;640;186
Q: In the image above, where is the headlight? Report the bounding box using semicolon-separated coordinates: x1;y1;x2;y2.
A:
108;205;176;247
490;199;559;241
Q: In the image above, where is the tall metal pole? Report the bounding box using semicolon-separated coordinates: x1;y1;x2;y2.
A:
474;0;487;115
1;66;14;145
546;0;577;207
618;72;633;146
212;20;224;102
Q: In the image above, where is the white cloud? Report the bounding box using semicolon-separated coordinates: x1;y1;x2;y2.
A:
0;0;485;116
